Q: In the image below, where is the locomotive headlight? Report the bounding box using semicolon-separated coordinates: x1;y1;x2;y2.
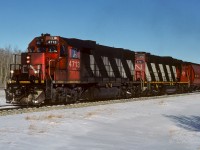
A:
26;55;31;64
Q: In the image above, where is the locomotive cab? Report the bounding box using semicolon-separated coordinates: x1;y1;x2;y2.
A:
5;34;83;105
5;34;62;105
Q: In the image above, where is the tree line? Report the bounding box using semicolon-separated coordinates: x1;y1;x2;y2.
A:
0;46;21;87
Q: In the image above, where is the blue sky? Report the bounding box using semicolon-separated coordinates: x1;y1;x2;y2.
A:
0;0;200;63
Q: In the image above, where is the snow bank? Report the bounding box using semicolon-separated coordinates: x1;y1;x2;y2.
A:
0;91;200;150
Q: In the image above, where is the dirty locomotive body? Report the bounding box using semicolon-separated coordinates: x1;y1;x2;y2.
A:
5;34;200;105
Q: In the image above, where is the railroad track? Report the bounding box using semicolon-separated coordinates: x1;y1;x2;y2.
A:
0;92;200;117
0;105;22;112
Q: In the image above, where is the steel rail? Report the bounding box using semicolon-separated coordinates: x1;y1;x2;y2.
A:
0;92;199;117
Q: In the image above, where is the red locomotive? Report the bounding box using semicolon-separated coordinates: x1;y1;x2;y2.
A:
5;34;200;105
134;52;200;93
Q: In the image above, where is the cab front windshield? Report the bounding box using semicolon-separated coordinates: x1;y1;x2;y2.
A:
48;46;57;52
28;45;58;53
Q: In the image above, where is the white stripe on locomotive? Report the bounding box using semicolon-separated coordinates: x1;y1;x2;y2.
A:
90;55;101;77
115;58;127;78
172;66;177;80
159;64;167;81
151;63;159;81
126;60;134;78
145;63;152;81
166;65;173;81
102;56;115;77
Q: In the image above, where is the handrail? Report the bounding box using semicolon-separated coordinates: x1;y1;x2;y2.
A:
49;59;56;81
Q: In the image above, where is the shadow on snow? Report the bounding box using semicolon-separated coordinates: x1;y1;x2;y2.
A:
164;115;200;132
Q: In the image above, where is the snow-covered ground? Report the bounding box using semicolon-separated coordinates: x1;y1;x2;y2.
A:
0;90;200;150
0;90;6;105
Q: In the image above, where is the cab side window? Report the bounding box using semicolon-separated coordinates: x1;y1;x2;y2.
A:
60;45;67;57
71;48;80;59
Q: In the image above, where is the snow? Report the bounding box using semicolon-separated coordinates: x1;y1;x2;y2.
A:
0;90;200;150
0;90;6;105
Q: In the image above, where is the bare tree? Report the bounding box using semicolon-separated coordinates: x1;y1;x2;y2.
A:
0;46;21;87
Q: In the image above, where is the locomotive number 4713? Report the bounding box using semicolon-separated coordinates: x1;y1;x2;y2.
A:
68;60;80;69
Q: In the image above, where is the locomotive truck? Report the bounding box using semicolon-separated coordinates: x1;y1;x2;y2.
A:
5;34;200;105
